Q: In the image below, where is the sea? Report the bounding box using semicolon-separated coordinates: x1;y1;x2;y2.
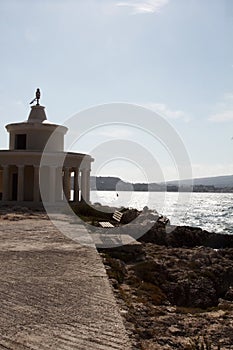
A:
90;191;233;235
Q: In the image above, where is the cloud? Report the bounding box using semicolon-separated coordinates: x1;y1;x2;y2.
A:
145;102;191;122
223;92;233;101
116;0;169;14
208;92;233;123
208;110;233;123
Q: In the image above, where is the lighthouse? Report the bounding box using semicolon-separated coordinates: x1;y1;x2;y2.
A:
0;89;93;206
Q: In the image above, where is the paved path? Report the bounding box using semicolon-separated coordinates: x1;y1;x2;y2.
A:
0;216;131;350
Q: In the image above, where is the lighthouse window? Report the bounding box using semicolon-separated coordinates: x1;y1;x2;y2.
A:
15;134;26;150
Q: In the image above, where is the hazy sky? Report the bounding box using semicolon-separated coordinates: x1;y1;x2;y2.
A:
0;0;233;182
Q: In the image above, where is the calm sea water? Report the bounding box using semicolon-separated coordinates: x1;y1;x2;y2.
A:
90;191;233;235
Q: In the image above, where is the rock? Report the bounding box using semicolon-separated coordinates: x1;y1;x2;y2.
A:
168;326;182;335
166;277;217;308
139;222;233;249
121;209;139;224
224;287;233;301
218;298;233;310
110;278;119;288
101;242;233;349
100;240;145;263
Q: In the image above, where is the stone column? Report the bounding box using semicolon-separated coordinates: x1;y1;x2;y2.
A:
49;166;56;203
33;165;40;203
17;165;24;202
85;169;90;203
56;167;63;202
81;169;90;202
73;168;80;202
63;167;70;201
2;165;9;201
80;169;86;202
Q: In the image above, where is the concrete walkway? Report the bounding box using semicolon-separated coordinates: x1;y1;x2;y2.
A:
0;216;131;350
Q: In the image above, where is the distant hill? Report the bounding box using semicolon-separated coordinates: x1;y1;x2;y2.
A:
90;175;233;192
90;176;162;191
90;176;132;191
168;175;233;188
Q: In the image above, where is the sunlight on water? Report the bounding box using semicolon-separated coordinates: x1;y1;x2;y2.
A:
90;191;233;234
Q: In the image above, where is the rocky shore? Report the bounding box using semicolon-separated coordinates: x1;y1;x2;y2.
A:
99;209;233;349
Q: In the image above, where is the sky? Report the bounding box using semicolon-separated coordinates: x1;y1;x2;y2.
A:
0;0;233;183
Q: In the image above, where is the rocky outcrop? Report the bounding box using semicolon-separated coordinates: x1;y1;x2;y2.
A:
133;209;233;249
101;241;233;349
142;223;233;248
105;244;233;309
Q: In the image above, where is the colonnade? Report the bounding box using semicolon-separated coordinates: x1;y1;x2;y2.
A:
62;167;90;203
0;164;90;204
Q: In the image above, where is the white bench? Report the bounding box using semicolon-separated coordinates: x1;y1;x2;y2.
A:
112;210;123;222
99;210;123;228
99;222;114;228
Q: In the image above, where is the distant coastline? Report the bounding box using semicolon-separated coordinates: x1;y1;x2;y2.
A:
89;175;233;193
